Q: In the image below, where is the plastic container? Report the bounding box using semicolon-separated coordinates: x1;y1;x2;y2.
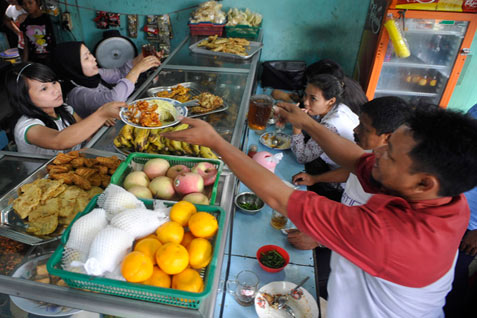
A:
47;196;226;309
188;22;225;36
256;245;290;273
225;23;261;40
110;152;223;205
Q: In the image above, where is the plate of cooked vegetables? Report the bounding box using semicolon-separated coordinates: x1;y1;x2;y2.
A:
120;97;188;129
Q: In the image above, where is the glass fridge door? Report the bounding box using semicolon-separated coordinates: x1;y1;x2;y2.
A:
374;18;468;105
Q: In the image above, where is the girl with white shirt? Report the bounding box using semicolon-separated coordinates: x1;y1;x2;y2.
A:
6;62;123;156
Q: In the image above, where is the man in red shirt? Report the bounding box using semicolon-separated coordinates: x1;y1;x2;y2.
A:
163;105;477;317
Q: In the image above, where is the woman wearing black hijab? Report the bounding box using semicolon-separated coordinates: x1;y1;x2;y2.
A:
51;41;161;118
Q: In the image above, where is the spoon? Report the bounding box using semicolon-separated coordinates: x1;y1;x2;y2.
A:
270;127;284;148
276;295;296;318
290;276;310;295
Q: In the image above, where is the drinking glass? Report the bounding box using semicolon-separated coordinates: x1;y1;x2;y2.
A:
226;270;260;306
247;95;274;134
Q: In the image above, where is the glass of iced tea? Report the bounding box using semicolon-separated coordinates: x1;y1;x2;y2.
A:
142;44;156;57
270;210;288;230
248;95;274;133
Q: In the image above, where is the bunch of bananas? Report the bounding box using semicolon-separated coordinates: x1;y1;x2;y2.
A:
114;124;218;159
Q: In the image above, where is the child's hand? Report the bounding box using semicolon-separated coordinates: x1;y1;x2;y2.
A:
292;172;316;186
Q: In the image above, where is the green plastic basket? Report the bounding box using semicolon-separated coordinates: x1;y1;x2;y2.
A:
110;152;223;205
47;195;225;309
225;23;261;40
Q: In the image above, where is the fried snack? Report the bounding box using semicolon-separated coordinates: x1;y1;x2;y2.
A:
33;179;66;204
100;175;111;188
49;172;75;185
52;151;80;164
72;174;92;191
88;174;102;187
75;167;97;179
96;165;109;175
71;157;87;168
156;84;192;102
46;164;70;174
27;203;59;236
96;156;121;169
13;184;42;219
87;186;103;199
190;92;224;114
56;186;83;218
197;35;250;56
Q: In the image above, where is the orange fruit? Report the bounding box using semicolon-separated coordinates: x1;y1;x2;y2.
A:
156;242;189;275
134;238;162;265
170;201;197;226
188;212;218;238
143;266;171;288
181;231;196;249
156;221;184;244
121;251;154;283
172;268;204;293
188;238;212;269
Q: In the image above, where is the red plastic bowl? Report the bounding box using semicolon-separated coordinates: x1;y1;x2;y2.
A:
256;245;290;273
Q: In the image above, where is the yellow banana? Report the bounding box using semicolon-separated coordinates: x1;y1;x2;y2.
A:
173;123;189;131
119;136;133;148
181;141;194;155
113;136;122;148
133;128;150;152
191;144;201;156
121;124;135;140
199;146;218;159
170;139;183;153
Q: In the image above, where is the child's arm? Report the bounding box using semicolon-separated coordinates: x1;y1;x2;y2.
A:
22;40;29;61
25;102;123;150
292;168;350;186
3;15;22;36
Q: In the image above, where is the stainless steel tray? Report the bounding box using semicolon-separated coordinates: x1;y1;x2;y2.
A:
189;39;262;60
0;149;125;245
146;82;229;118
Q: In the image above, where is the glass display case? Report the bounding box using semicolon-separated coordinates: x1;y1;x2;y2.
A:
0;33;262;318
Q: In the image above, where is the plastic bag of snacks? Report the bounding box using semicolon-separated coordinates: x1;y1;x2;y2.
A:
190;1;226;24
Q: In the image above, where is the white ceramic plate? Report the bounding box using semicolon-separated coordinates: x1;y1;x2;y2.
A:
119;97;188;129
255;281;319;318
259;132;292;150
10;253;82;317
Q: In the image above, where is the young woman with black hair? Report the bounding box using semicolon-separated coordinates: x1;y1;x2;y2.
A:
6;62;124;155
51;41;161;119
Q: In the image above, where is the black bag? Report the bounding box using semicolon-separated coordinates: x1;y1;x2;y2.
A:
261;60;306;90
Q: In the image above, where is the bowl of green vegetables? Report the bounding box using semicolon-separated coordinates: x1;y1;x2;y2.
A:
234;192;265;215
256;245;290;273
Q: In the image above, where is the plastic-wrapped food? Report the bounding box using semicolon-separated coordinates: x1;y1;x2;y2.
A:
97;184;145;221
190;1;226;24
84;226;134;276
110;208;168;239
65;208;108;254
226;8;262;27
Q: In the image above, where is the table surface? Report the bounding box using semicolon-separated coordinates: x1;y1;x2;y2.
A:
213;118;319;317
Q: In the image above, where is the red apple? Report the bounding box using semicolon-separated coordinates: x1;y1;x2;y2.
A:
149;176;175;199
191;162;218;186
143;158;170;179
166;164;191;180
182;192;210;205
174;172;204;195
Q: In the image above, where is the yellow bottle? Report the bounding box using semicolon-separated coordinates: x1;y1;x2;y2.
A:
384;19;411;58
